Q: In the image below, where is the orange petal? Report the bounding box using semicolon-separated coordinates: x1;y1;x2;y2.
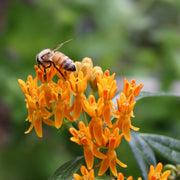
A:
69;128;79;136
122;120;131;141
109;138;116;149
117;172;124;180
73;173;83;180
93;121;103;145
89;169;95;179
134;84;144;97
148;165;155;180
92;145;106;159
64;104;74;122
161;170;171;178
127;176;133;180
98;158;110;176
155;162;163;173
110;158;117;176
73;95;83;121
116;158;127;168
103;102;112;128
34;113;43;138
18;79;27;94
55;103;64;129
84;145;94;169
115;133;123;148
43;119;55;126
130;124;139;131
24;123;33;134
80;165;88;175
70;137;81;145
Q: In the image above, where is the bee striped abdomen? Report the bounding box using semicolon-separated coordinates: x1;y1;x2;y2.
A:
52;52;76;71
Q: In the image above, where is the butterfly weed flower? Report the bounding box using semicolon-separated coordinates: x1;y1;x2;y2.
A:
148;162;171;180
69;121;106;169
83;95;105;144
34;65;55;83
97;127;127;177
18;75;38;96
97;70;118;128
123;78;144;98
69;71;88;121
112;172;143;180
50;79;72;128
34;65;56;109
115;172;133;180
18;75;54;137
113;92;139;141
73;165;95;180
112;78;143;141
18;52;146;179
24;91;54;137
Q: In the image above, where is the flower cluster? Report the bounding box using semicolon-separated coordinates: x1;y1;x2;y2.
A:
74;163;171;180
18;56;172;180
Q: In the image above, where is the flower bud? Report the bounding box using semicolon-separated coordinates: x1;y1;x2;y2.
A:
73;61;82;77
90;66;103;91
81;57;93;81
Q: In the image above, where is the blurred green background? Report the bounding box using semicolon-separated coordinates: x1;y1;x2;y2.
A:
0;0;180;179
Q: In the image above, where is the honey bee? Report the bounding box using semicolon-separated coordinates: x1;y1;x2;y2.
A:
36;39;76;79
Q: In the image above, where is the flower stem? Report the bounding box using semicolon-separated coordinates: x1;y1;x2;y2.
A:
82;109;88;126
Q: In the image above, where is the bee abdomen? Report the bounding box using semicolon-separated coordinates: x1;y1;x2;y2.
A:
52;52;76;71
67;64;76;71
61;56;76;71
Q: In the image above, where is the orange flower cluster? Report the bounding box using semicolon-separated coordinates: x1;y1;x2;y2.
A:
74;162;171;180
18;57;144;177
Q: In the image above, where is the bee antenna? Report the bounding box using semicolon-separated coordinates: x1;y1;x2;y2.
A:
51;39;73;51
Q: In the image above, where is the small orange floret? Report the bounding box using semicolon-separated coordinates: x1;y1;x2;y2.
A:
97;127;127;177
97;70;117;101
34;65;55;83
116;172;133;180
148;162;171;180
69;121;106;169
73;165;95;180
69;71;88;95
113;92;139;141
25;91;53;137
98;149;127;177
69;71;88;121
123;78;144;98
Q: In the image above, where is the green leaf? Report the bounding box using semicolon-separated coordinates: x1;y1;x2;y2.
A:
128;131;156;180
135;91;180;101
48;156;84;180
140;133;180;164
112;91;180;107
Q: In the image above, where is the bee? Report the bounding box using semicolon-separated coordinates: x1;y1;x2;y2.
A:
36;39;76;79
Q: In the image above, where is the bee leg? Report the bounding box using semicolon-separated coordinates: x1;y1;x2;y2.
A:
37;62;47;80
43;68;47;81
51;62;66;79
43;63;53;81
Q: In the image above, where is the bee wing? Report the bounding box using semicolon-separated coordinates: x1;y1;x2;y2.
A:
51;39;73;51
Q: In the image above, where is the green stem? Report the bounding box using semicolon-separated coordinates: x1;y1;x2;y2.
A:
82;109;88;126
90;89;96;96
